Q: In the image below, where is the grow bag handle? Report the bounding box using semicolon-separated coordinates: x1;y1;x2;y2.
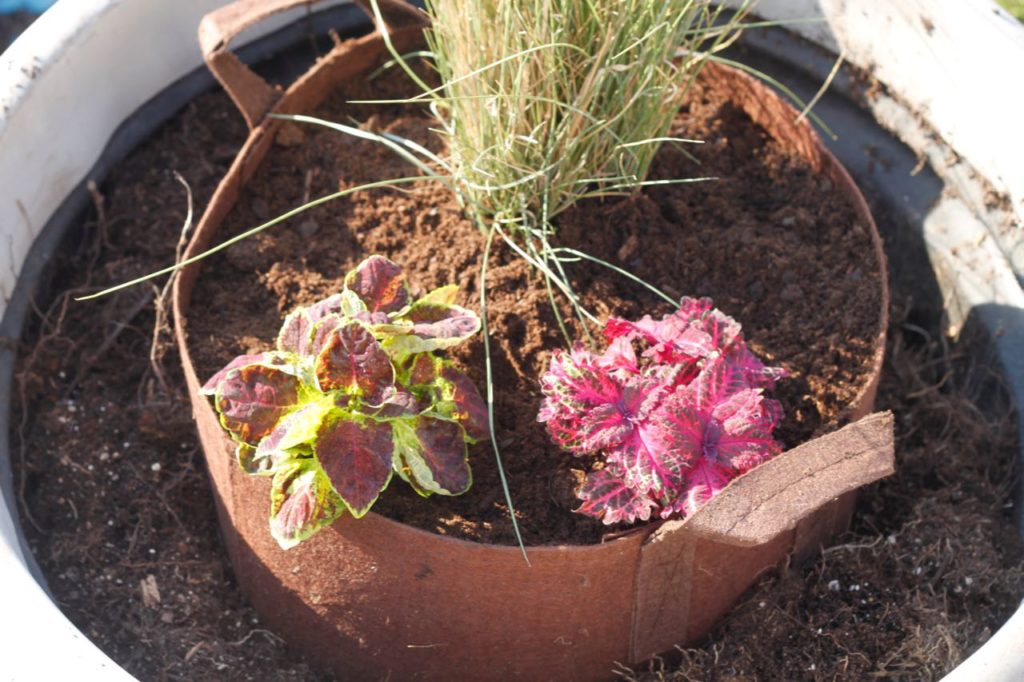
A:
199;0;426;129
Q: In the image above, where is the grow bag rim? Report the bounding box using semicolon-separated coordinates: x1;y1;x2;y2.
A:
169;10;895;674
172;25;890;557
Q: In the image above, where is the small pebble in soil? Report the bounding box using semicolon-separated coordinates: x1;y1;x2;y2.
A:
781;283;804;302
151;463;161;472
252;198;269;219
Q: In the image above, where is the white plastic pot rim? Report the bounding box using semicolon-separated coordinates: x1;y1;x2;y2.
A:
0;1;1022;680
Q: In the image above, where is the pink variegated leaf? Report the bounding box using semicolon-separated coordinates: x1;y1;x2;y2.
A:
711;389;783;473
576;467;656;525
269;459;345;549
727;345;788;390
597;336;639;375
676;458;732;516
576;375;653;452
252;402;331;474
539;344;626;455
344;255;410;314
541;344;622;407
617;426;689;496
214;364;301;445
543;296;786;526
691;352;762;411
438;364;489;442
539;408;587;454
646;390;704;468
315;415;393;517
603;317;638;342
315;321;394;404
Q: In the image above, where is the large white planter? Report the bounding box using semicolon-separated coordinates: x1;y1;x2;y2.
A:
1;1;1021;679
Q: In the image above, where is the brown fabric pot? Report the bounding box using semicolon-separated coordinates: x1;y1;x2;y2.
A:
173;1;895;679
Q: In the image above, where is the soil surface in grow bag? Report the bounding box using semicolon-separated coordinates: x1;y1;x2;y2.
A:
12;70;1023;682
185;64;882;545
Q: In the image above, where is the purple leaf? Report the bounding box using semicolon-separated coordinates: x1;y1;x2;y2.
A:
576;467;656;525
439;364;490;442
388;302;481;354
310;314;346;358
307;293;345;322
344;255;410;314
408;353;439;386
413;417;472;495
201;352;289;395
371;385;425;418
269;459;345;549
215;364;300;445
315;416;393;517
315;321;394;404
277;309;312;355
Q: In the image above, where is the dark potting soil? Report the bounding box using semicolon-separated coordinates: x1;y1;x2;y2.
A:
11;52;1022;682
185;62;882;546
0;11;35;51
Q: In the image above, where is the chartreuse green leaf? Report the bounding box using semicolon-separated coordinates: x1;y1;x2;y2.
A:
235;443;265;475
416;284;459;306
270;458;346;550
315;413;394;517
250;400;334;475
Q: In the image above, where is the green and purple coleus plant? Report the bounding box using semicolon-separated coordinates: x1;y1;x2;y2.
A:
539;297;786;525
201;256;488;549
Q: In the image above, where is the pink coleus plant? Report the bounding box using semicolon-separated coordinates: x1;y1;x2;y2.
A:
202;256;488;548
538;297;786;525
